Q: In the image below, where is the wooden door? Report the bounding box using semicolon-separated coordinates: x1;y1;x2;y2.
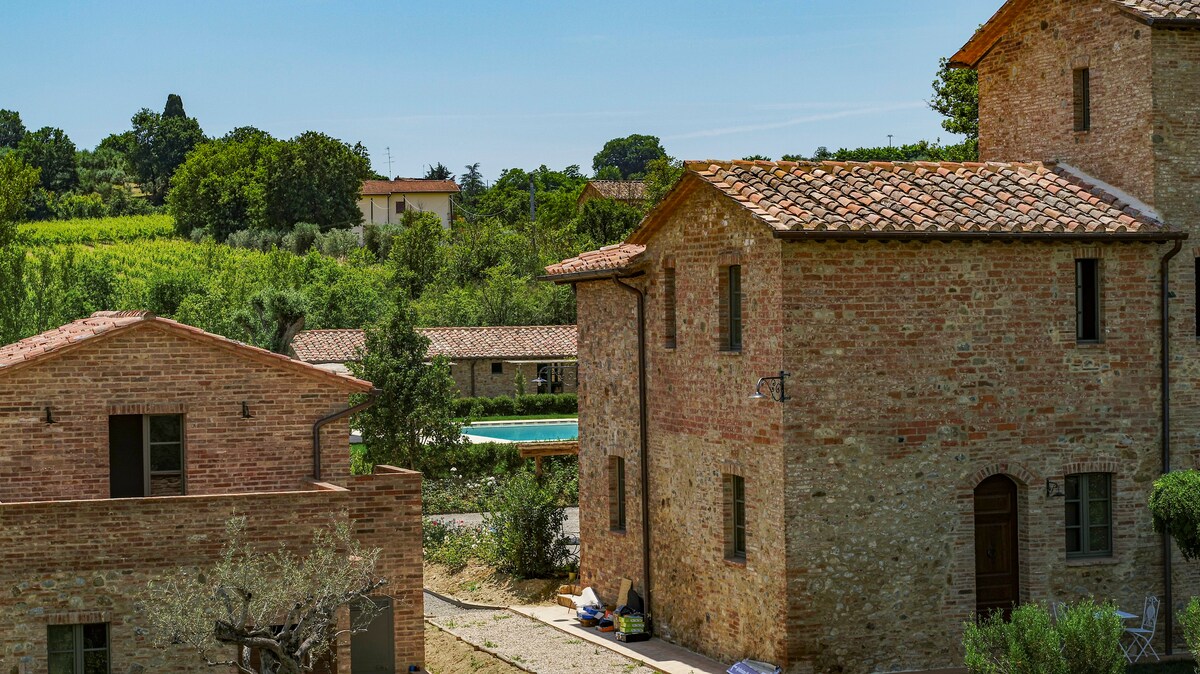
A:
974;474;1019;617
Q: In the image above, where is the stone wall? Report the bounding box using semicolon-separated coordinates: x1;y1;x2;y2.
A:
449;359;579;398
576;184;790;665
0;466;424;673
0;324;358;502
780;240;1170;673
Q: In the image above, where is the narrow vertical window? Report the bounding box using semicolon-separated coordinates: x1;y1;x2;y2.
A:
663;267;677;349
109;413;184;498
1065;473;1112;558
1195;259;1199;337
609;456;626;532
728;265;743;351
48;623;109;674
1073;68;1091;132
724;473;747;561
1075;258;1100;343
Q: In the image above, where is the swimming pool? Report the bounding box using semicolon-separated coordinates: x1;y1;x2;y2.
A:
462;420;579;443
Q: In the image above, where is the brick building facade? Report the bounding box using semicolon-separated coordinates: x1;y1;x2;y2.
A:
291;325;579;398
547;3;1200;669
0;311;424;674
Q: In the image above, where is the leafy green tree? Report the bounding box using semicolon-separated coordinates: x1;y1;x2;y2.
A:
592;134;667;179
76;147;150;217
0;109;25;149
931;57;979;141
0;153;39;241
163;93;187;119
261;131;370;231
742;154;772;161
459;162;486;208
388;210;445;300
350;298;463;471
593;165;622;181
423;162;454;180
18;127;78;193
140;517;385;674
573;198;643;247
642;156;684;207
233;288;307;354
129;102;205;204
168;128;279;239
477;262;536;325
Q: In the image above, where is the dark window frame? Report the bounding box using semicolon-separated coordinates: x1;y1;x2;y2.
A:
663;267;677;349
109;413;186;498
720;265;743;352
724;473;747;561
47;623;110;674
395;199;406;214
1065;472;1113;558
609;456;626;532
1075;258;1101;343
1073;68;1091;132
491;362;504;375
1194;259;1199;338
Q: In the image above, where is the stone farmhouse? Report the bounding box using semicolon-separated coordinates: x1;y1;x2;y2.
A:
291;325;579;397
0;311;423;673
357;178;460;228
544;0;1200;671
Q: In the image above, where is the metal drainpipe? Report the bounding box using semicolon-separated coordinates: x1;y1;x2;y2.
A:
1160;238;1182;654
312;390;380;480
613;275;652;625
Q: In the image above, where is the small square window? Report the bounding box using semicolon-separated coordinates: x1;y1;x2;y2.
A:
47;623;109;674
395;200;406;214
491;362;503;375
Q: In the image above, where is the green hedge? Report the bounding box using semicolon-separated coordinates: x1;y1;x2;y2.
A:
454;393;577;419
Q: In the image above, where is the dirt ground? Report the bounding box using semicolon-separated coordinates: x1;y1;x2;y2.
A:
424;623;525;674
424;561;562;607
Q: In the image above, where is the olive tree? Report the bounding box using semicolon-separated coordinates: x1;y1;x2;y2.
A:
140;517;386;674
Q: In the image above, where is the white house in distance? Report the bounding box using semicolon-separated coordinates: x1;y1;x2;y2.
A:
358;178;461;228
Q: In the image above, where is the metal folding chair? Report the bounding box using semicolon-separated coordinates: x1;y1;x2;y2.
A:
1123;595;1160;663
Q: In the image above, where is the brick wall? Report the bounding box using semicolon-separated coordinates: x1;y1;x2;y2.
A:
0;324;357;502
576;185;790;665
778;240;1173;672
0;466;423;673
977;0;1156;204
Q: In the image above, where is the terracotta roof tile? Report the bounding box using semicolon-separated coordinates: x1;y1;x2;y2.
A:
1112;0;1200;19
291;325;578;364
361;179;461;195
543;243;646;278
676;160;1171;238
584;181;646;202
0;311;373;391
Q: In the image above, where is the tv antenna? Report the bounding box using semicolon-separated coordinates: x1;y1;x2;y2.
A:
385;146;393;177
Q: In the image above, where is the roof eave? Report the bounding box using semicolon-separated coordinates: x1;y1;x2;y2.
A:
539;268;646;285
772;229;1186;243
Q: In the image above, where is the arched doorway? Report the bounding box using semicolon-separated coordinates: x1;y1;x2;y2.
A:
974;474;1020;617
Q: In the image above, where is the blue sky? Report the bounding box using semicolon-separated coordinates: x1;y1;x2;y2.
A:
1;1;999;181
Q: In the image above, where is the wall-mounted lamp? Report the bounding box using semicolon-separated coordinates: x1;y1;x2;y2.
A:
1046;478;1064;498
241;402;255;419
44;406;57;424
750;371;791;403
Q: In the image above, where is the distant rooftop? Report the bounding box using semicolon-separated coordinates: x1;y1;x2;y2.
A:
292;325;578;364
361;179;461;195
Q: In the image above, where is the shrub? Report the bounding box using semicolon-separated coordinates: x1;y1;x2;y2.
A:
226;228;282;252
483;470;572;578
316;228;358;259
417;441;523;480
1058;599;1124;674
963;603;1064;674
1150;470;1200;560
422;517;491;573
286;222;321;254
1182;596;1200;666
453;393;577;419
363;222;402;260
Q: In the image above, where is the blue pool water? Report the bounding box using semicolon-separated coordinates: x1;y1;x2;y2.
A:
463;421;578;443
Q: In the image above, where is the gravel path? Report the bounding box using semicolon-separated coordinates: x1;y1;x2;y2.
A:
424;592;654;674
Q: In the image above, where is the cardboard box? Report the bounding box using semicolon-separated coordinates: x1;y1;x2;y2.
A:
616;631;650;643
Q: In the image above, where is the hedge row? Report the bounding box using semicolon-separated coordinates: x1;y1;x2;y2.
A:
454;393;577;418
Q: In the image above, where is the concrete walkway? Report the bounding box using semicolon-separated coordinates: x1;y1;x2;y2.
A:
512;604;727;674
